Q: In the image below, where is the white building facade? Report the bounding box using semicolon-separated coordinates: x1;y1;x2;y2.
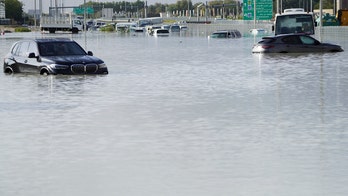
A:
0;1;5;19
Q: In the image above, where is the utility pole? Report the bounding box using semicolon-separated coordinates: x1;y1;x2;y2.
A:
34;0;37;29
253;0;256;29
145;1;147;18
187;0;192;18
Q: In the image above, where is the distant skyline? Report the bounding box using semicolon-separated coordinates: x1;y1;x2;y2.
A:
21;0;201;13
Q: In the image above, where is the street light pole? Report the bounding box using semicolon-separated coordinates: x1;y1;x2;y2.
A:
197;3;203;21
253;0;256;29
84;0;87;50
34;0;37;30
188;0;190;18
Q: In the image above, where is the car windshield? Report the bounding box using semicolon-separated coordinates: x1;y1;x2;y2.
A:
234;31;242;37
38;42;87;56
157;29;168;33
275;14;315;35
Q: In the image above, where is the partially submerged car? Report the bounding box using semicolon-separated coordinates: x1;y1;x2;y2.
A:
252;34;344;53
153;29;170;37
209;30;242;38
3;38;108;75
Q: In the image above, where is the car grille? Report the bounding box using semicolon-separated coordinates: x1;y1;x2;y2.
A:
71;64;98;74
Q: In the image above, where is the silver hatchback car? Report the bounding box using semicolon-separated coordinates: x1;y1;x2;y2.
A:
210;30;242;38
252;34;344;53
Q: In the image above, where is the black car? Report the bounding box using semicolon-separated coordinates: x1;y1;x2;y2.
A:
3;38;108;75
252;34;344;53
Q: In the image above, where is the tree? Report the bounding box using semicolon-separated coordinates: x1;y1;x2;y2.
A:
280;0;333;11
4;0;23;23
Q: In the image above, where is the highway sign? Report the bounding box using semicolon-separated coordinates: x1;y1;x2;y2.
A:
73;7;94;15
243;0;273;20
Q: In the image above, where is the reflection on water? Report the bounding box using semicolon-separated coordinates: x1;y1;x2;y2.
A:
0;32;348;196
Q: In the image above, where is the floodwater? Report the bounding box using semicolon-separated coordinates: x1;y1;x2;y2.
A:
1;31;348;196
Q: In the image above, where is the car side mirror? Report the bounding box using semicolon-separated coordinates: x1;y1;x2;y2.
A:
87;51;93;56
272;25;274;32
28;52;37;58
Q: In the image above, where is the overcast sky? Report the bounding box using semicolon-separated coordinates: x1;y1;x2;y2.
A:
21;0;193;12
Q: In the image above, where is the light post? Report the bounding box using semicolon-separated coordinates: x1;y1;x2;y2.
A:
222;0;224;19
83;0;86;31
187;0;191;18
34;0;36;29
253;0;256;29
197;3;203;21
205;1;208;22
83;0;87;50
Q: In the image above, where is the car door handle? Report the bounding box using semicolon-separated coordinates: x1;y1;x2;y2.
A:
24;60;28;63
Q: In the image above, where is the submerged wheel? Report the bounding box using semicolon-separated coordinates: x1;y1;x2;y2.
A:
72;28;79;34
40;69;50;75
4;67;14;74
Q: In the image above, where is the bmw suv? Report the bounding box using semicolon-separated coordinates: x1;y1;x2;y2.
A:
3;38;108;75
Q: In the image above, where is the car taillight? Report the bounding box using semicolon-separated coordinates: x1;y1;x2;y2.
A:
262;45;274;49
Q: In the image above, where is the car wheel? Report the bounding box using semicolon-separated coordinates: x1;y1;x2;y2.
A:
72;28;79;34
40;69;50;75
4;67;14;74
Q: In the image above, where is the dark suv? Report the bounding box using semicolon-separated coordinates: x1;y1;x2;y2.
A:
3;38;108;75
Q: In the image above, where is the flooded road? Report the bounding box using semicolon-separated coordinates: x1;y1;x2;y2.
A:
1;31;348;196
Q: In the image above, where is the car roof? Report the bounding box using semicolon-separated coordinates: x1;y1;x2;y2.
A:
262;33;309;39
34;38;74;43
215;29;239;32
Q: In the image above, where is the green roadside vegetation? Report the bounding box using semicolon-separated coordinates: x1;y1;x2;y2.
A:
2;0;335;26
99;24;115;32
14;27;31;32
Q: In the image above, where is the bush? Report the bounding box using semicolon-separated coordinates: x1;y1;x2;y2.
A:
99;25;115;32
14;27;31;32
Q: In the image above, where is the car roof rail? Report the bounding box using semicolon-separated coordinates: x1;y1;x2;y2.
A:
35;38;72;42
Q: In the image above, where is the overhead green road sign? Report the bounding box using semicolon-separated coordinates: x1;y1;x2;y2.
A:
243;0;273;20
73;7;94;15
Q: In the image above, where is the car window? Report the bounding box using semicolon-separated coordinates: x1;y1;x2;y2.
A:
229;32;235;38
18;41;30;57
11;43;20;55
234;31;241;37
39;43;54;56
299;36;316;45
28;42;38;55
39;42;86;56
259;38;275;43
214;32;227;38
282;36;302;44
74;20;81;25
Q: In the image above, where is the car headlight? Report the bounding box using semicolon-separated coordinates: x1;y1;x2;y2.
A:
50;64;69;70
98;63;107;68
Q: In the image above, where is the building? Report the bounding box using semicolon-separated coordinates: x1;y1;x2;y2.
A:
337;0;348;10
102;8;113;19
0;0;10;25
0;1;5;19
28;9;41;19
